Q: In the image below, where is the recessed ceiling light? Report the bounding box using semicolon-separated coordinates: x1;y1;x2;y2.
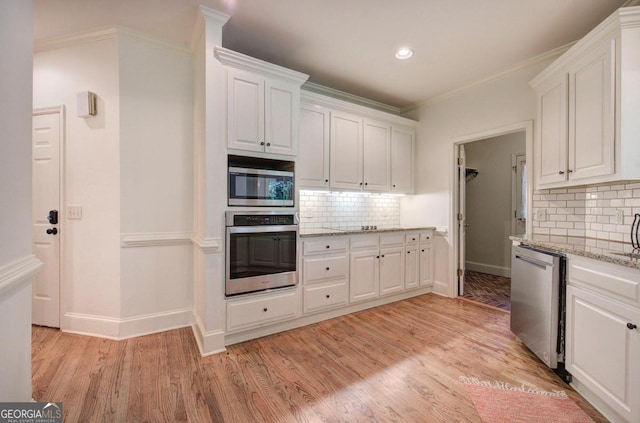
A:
395;47;413;60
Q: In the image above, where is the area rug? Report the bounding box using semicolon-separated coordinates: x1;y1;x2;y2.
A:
459;376;593;423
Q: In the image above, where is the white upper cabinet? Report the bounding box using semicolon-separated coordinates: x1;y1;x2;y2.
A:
362;119;391;191
298;103;330;188
216;47;309;157
391;126;415;193
531;7;640;189
330;111;363;190
301;90;417;192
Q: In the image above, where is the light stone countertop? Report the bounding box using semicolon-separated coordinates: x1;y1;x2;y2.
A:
300;226;437;238
510;234;640;270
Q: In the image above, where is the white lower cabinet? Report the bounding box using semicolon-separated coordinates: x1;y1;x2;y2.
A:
379;246;404;296
303;280;348;314
419;232;434;287
226;290;297;332
566;256;640;423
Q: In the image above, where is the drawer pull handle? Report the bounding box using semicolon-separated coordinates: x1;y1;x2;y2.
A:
263;308;268;312
627;323;637;330
558;170;564;175
326;267;330;271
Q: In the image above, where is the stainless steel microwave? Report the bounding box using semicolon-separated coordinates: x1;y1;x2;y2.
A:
228;166;294;207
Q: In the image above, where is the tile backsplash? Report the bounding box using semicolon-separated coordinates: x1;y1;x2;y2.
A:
532;182;640;242
299;190;401;231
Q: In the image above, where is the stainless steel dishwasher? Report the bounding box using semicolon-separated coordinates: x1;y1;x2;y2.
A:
511;244;566;371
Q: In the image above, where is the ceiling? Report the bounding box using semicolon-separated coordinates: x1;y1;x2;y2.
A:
33;0;631;109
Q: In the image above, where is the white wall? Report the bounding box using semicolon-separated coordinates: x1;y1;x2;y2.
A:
33;30;195;338
34;36;122;335
401;57;556;295
118;32;193;331
465;132;525;276
0;0;37;401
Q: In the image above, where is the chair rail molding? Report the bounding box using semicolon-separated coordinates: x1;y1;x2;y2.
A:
0;255;42;297
120;232;193;248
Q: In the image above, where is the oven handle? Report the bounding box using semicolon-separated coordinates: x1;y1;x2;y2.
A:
515;254;548;270
227;225;298;234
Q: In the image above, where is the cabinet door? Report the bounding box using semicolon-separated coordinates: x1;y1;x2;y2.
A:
391;126;415;193
363;119;391;191
566;285;640;423
379;246;404;296
405;246;419;290
419;244;433;287
349;250;378;303
227;71;265;152
330;111;363;190
535;74;569;187
568;40;615;182
265;80;298;156
299;104;330;188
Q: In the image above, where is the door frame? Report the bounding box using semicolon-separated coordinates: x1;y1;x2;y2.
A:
450;121;533;297
33;105;65;327
511;152;526;236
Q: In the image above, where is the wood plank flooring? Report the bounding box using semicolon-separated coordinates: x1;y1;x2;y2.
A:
32;294;606;422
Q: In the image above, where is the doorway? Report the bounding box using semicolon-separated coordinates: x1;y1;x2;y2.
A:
453;122;533;309
32;107;64;328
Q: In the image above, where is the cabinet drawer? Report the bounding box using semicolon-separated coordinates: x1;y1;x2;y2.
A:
303;254;349;284
380;233;405;247
420;231;433;243
303;280;348;313
405;233;419;244
568;256;640;304
304;238;349;255
350;235;379;250
226;290;297;332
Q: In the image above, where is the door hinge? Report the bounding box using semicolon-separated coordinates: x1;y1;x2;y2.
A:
457;268;464;277
457;213;463;221
457;157;464;166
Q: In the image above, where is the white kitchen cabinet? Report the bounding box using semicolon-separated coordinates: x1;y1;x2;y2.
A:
362;119;391;191
216;47;309;157
349;249;379;303
302;237;349;314
379;246;404;296
566;255;640;423
390;126;415;193
226;289;297;332
298;103;330;188
419;232;434;288
531;8;640;189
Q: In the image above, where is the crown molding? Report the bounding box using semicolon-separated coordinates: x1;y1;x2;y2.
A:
214;47;309;85
190;6;231;53
406;42;573;112
302;82;403;116
34;26;190;54
622;0;640;7
619;5;640;28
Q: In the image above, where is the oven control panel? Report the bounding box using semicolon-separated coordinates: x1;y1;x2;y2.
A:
227;212;297;226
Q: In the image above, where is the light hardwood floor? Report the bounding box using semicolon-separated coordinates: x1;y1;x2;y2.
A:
32;294;607;422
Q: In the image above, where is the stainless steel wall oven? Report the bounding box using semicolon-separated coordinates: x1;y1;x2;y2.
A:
225;211;298;296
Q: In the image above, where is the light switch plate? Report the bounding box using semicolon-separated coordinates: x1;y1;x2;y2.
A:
67;205;83;220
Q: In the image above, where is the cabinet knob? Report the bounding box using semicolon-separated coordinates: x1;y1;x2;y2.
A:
421;249;425;252
558;170;565;175
260;141;265;146
266;142;271;147
325;179;328;183
263;308;268;312
381;254;385;258
627;323;637;330
407;251;410;254
360;182;363;186
365;182;368;186
412;238;416;241
568;169;573;173
326;245;330;249
325;267;330;271
326;294;331;299
376;255;380;259
426;237;430;240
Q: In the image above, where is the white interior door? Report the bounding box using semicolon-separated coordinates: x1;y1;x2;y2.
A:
32;110;61;328
512;153;527;236
458;145;466;295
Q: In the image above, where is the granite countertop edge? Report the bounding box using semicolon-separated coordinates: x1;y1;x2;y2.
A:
301;226;437;238
510;234;640;270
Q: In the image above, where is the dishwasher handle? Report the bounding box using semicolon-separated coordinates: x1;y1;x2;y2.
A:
515;254;549;270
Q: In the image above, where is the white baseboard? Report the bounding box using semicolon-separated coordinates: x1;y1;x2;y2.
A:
63;307;192;340
191;311;226;356
465;261;511;278
432;279;450;297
